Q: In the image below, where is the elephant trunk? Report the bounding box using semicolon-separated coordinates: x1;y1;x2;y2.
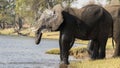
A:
35;32;42;45
35;26;46;45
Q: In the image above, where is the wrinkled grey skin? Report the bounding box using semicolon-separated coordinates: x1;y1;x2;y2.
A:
35;4;113;65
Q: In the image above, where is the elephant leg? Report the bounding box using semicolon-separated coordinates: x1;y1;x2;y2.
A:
59;33;75;65
113;18;120;57
113;38;120;57
98;37;108;59
87;40;100;59
88;38;108;59
90;39;100;59
59;36;63;61
97;25;109;59
87;40;95;57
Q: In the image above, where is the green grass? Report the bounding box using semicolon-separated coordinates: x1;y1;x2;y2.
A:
46;46;87;55
46;48;60;54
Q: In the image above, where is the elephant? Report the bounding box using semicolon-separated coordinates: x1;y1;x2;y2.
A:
88;5;120;58
105;5;120;57
35;4;113;65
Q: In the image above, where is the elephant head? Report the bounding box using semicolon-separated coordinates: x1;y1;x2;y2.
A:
35;4;64;45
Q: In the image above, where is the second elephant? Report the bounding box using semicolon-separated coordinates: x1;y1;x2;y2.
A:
106;5;120;57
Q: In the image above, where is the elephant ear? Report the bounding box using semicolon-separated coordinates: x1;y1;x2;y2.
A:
35;4;64;31
51;4;64;30
35;9;53;31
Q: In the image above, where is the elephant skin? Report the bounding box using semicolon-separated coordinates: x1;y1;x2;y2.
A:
105;5;120;57
35;4;113;65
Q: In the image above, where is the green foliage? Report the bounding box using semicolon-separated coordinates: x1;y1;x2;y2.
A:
0;0;76;26
0;0;15;25
15;0;76;25
15;0;33;16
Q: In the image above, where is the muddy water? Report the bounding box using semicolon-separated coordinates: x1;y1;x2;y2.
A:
0;35;82;68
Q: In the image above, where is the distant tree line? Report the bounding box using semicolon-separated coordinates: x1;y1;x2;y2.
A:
1;0;118;30
0;0;23;31
15;0;76;26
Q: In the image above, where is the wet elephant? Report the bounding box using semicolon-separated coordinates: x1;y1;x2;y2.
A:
35;4;113;65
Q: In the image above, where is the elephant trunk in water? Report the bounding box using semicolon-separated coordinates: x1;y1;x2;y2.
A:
35;26;46;45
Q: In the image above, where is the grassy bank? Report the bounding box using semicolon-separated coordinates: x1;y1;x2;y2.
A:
0;28;15;35
0;28;59;39
0;28;34;36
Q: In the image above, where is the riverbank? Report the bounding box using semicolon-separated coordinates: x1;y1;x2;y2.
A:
0;28;58;38
0;28;88;44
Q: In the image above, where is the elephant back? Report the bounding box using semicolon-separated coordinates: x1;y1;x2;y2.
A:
64;4;104;26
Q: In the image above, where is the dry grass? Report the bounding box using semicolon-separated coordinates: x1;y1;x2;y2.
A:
69;58;120;68
42;32;59;39
0;28;15;35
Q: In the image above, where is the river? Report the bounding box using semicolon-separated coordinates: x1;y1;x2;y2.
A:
0;35;82;68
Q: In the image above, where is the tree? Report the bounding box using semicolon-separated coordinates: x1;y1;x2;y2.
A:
0;0;16;29
15;0;76;26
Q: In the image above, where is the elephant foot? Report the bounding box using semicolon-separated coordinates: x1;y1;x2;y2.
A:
98;55;105;59
91;55;105;60
59;62;68;68
90;56;104;60
90;57;98;60
90;53;99;60
60;60;69;65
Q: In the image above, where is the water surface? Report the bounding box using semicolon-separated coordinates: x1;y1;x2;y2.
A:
0;35;82;68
